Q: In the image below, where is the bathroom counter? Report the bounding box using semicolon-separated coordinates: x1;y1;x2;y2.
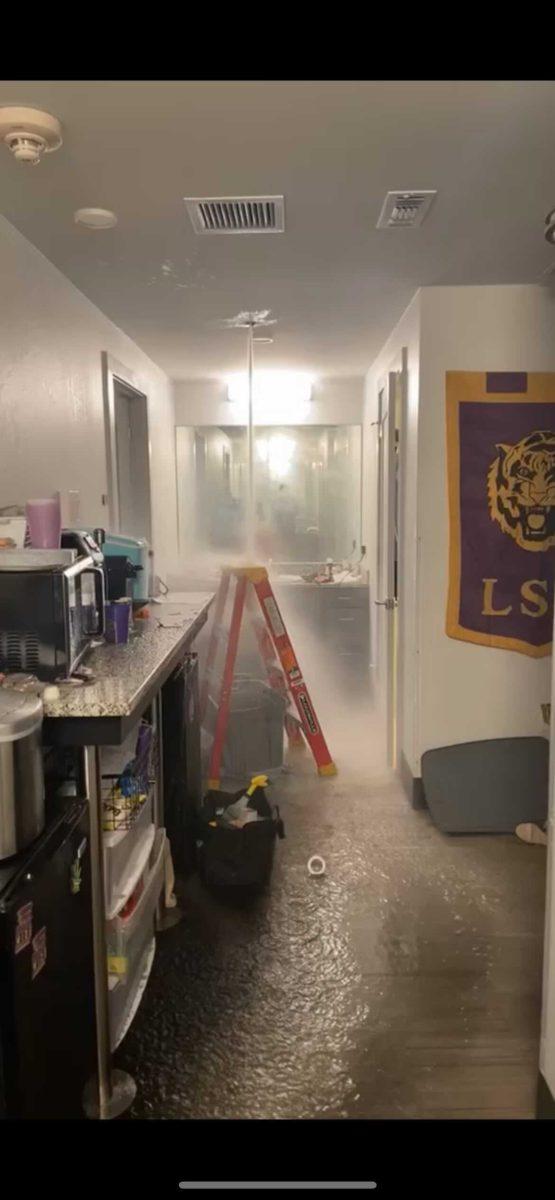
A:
43;591;214;746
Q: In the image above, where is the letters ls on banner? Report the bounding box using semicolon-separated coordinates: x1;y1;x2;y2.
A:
446;371;555;658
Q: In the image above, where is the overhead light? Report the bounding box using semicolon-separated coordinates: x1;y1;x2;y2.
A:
0;106;62;165
74;208;118;229
226;371;314;422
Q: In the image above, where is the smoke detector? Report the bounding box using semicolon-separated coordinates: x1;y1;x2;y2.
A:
0;106;62;164
74;208;118;229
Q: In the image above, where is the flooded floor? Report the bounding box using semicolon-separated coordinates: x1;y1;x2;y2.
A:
117;757;546;1119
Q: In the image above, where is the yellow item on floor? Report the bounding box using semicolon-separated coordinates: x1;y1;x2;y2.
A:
246;775;269;796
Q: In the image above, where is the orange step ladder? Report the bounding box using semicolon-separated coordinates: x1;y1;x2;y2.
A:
202;566;337;789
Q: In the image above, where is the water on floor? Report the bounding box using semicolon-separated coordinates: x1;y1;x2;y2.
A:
116;755;546;1119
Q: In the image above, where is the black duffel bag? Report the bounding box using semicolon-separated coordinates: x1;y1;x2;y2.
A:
197;776;285;891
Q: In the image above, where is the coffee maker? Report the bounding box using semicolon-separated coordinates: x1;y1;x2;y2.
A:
94;531;150;604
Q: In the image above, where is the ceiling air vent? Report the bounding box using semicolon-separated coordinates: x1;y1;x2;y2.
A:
376;190;437;229
185;196;285;235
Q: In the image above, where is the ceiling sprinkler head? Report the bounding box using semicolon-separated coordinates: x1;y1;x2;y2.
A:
220;308;277;329
5;131;47;164
0;106;62;165
246;309;277;327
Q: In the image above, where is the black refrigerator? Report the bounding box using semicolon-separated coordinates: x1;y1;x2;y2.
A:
0;799;96;1119
162;652;202;878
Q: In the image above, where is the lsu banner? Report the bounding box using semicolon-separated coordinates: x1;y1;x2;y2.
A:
446;371;555;658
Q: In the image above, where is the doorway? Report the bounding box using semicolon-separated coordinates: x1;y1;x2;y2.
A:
102;353;152;543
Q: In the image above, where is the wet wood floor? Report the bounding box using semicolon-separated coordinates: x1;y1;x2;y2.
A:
117;762;546;1119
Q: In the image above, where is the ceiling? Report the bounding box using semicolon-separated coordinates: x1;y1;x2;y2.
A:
1;80;555;382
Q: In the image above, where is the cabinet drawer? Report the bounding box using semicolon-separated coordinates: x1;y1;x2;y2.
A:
322;587;369;611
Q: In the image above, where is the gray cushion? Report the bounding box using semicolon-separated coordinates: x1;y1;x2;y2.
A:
421;737;549;834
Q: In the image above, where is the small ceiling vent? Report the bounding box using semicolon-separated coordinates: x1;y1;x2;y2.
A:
184;196;285;235
376;190;437;229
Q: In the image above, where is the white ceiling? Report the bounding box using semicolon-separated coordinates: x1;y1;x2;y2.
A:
1;80;555;382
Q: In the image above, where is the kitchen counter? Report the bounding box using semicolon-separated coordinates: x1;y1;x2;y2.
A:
272;574;367;588
43;591;214;746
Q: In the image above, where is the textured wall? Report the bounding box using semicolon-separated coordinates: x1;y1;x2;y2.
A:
0;216;178;577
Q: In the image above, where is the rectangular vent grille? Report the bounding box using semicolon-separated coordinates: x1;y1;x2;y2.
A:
376;190;437;229
0;631;39;673
185;196;285;235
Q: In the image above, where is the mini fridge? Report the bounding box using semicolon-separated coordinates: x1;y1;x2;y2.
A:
0;799;96;1119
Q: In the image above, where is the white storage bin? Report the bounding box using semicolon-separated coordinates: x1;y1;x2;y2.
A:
103;794;152;915
105;822;156;921
109;933;156;1051
106;828;165;983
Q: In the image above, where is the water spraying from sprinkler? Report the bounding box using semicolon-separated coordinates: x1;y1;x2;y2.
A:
219;309;277;560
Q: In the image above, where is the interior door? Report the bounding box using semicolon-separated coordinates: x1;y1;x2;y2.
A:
194;432;207;547
375;369;403;767
113;379;152;543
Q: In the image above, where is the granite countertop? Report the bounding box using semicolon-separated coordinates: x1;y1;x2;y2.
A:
43;592;214;721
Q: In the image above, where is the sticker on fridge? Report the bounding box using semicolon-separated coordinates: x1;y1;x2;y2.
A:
14;902;33;955
31;927;47;980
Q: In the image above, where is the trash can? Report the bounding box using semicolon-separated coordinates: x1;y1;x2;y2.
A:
209;676;286;783
197;777;285;891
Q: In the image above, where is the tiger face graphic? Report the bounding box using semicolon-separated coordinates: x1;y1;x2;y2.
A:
487;429;555;551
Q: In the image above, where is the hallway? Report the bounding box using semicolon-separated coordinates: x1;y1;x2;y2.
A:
117;759;546;1119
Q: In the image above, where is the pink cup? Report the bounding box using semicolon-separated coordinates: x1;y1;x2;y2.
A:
25;497;62;549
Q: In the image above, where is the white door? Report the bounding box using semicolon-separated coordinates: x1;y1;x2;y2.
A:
375;363;405;767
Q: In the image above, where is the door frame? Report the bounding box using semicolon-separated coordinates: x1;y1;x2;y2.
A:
101;352;152;540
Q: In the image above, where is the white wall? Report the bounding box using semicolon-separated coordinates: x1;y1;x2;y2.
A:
0;216;178;577
363;292;421;778
365;284;555;778
418;285;555;757
174;376;364;427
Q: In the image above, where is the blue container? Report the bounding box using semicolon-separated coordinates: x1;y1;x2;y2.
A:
95;532;150;604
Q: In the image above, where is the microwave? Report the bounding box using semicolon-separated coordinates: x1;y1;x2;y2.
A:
0;549;105;681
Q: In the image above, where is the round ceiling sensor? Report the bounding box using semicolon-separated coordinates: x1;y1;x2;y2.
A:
0;106;62;165
74;208;118;229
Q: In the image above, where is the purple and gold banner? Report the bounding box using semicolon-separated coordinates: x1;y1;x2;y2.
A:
446;372;555;657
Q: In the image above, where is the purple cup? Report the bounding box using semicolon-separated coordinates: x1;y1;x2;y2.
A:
25;497;62;549
104;600;131;645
